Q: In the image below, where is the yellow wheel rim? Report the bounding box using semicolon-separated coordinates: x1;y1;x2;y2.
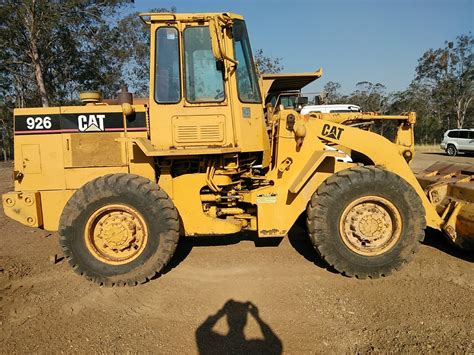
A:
84;204;148;265
339;196;402;256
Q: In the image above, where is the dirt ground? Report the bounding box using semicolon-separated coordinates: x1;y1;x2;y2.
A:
0;153;473;354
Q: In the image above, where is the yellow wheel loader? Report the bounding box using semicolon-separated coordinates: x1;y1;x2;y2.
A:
2;12;473;286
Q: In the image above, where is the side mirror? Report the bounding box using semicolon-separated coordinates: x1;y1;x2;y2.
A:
314;95;323;105
209;15;238;68
209;17;224;61
295;96;308;112
295;96;308;106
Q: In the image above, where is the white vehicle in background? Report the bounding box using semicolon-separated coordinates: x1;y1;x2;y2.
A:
440;129;474;156
300;104;361;115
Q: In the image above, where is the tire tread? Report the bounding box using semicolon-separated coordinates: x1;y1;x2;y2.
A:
306;166;426;279
59;174;179;287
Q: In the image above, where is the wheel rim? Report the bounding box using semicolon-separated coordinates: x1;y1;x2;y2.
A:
447;147;455;155
339;196;402;256
84;204;148;265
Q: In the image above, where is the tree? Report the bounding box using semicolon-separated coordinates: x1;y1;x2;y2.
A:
0;112;13;161
112;7;176;97
0;0;133;107
389;83;443;144
323;81;342;104
0;0;134;160
254;49;283;74
347;81;388;112
415;34;473;129
345;81;395;138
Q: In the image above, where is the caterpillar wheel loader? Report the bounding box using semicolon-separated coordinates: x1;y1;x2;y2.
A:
2;12;473;286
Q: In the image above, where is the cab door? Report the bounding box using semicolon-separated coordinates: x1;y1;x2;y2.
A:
148;22;238;153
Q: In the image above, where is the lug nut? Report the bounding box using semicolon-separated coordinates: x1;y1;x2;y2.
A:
4;197;15;207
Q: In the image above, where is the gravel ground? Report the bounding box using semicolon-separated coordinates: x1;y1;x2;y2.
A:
0;153;473;354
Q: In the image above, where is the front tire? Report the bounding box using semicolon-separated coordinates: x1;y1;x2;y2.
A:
59;174;179;286
446;145;457;156
306;166;425;279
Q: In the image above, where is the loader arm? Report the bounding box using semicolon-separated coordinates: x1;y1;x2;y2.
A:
310;111;417;163
245;109;442;237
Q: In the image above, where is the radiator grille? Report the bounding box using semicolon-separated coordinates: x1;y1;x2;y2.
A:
175;123;224;143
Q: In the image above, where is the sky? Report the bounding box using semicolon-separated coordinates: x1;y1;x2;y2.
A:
131;0;473;94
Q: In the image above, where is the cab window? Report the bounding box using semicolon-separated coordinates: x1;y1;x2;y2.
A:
184;26;225;103
233;20;261;103
154;27;180;103
280;95;297;109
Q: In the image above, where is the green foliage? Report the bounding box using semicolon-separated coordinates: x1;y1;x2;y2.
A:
1;1;134;106
323;81;342;104
254;49;283;74
0;4;471;158
112;7;176;97
0;2;174;159
347;82;388;112
324;34;472;143
415;34;473;129
389;83;443;144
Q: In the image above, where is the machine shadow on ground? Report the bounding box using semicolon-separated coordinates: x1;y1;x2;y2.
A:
159;214;336;279
286;214;339;273
159;214;472;281
423;228;474;263
158;232;284;278
195;299;283;355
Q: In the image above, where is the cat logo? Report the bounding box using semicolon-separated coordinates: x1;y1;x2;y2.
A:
78;114;105;132
321;124;344;140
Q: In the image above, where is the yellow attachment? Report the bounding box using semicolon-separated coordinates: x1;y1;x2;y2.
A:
309;111;416;163
2;192;43;227
416;162;474;249
308;117;442;229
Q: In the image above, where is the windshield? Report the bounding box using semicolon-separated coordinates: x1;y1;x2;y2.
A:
233;20;261;103
280;95;297;109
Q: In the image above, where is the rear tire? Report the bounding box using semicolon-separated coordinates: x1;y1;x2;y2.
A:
446;145;457;156
306;166;425;279
59;174;179;286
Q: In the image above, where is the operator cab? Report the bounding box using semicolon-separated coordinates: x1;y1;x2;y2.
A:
140;12;270;166
265;92;308;111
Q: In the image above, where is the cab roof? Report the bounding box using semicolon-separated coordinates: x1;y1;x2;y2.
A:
261;69;323;96
139;12;244;23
